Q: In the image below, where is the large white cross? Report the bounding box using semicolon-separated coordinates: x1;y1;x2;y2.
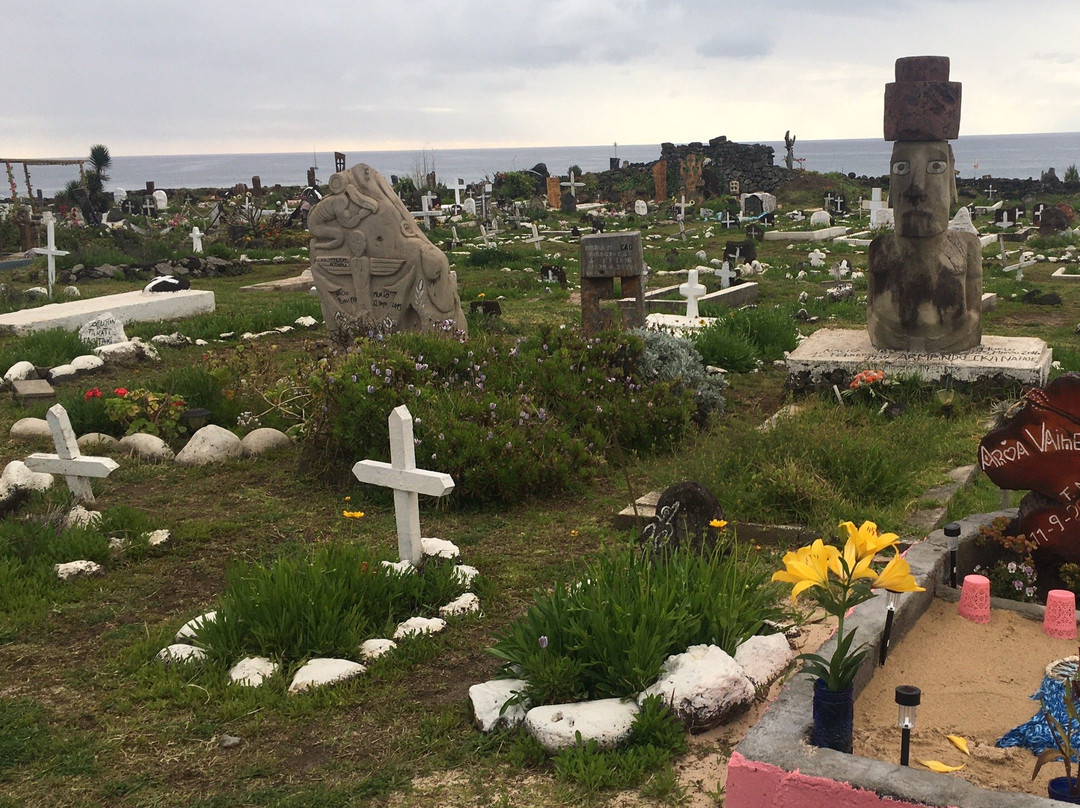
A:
411;192;441;230
30;212;69;295
524;223;544;251
679;269;707;319
717;261;736;289
24;404;119;504
352;405;455;564
190;226;204;253
560;171;585;198
450;178;467;208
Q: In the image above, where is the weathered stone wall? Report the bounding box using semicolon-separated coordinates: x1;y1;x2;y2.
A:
660;136;795;197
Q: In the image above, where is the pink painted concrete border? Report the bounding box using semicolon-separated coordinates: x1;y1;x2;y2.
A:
726;751;959;808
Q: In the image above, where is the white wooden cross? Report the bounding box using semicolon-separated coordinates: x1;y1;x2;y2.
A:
679;269;707;319
717;261;736;289
561;171;585;199
30;211;69;295
24;404;119;504
718;210;737;228
450;225;462;247
411;192;441;230
450;177;467;208
675;194;691;221
189;226;204;254
985;184;996;201
142;196;157;217
351;405;455;564
524;222;544;251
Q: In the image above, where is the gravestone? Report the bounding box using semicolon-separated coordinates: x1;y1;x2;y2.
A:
308;163;467;337
560;192;577;213
153;189;168;211
540;264;568;286
335;152;346;172
652;160;668;202
579;231;645;336
978;373;1080;561
679;269;707;319
724;240;756;265
743;195;764;216
189;226;204;254
545;177;561;209
251;176;262;195
639;481;725;554
634;199;648;216
29;211;68;295
24;404;119;504
351;405;455;565
463;197;477;217
745;223;765;241
78;313;127;347
809;210;831;227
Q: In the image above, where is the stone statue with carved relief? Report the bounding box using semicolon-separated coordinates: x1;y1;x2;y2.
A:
308;163;467;338
867;56;982;353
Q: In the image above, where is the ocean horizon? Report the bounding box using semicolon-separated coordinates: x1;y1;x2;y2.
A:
10;132;1079;197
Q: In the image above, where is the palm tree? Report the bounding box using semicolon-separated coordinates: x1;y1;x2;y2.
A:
83;144;112;221
89;144;111;183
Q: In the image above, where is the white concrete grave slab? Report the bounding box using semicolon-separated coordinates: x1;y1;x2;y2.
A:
0;289;215;335
25;404;119;503
351;405;455;564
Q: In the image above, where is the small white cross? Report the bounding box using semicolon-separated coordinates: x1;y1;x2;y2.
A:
411;192;441;230
719;210;737;228
679;269;707;319
717;261;736;289
24;404;119;504
675;194;691;220
29;212;69;295
189;226;204;253
524;223;544;251
352;405;456;564
985;184;996;201
450;178;467;208
560;171;585;198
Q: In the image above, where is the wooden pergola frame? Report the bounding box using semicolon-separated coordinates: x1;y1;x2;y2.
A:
3;158;86;200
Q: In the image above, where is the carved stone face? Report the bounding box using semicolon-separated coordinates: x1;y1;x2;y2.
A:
889;141;956;238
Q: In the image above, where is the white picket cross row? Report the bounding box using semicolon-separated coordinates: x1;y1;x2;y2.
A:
560;171;585;198
30;211;69;295
524;222;545;251
351;405;455;564
679;269;707;319
24;404;119;503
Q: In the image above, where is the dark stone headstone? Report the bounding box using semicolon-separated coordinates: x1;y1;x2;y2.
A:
745;224;765;241
979;373;1080;560
1040;206;1070;234
307;167;317;187
251;176;262;195
335;152;346;172
468;300;502;316
639;481;725;554
723;240;756;264
743;195;764;216
560;192;577;213
540;265;568;286
145;181;155;193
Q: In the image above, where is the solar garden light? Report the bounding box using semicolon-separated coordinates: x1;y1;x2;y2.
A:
895;685;921;766
878;590;902;665
944;522;961;589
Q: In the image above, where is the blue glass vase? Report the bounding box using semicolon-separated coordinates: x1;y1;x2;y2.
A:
812;678;854;753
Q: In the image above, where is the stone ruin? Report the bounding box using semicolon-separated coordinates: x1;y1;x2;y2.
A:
307;163;467;338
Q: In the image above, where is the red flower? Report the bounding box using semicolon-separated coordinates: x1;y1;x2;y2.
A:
84;388;101;401
114;387;129;397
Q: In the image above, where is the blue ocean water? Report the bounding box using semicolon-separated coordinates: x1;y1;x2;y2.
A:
12;132;1080;197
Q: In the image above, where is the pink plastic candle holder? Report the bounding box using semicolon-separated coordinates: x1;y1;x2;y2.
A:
957;574;991;624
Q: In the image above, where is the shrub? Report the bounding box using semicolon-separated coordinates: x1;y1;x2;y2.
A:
488;543;788;703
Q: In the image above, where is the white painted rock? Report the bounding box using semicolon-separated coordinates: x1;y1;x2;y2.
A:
240;427;292;456
638;644;755;731
64;505;101;529
393;616;447;639
175;424;243;466
63;285;80;298
157;644;207;665
108;537;128;551
381;560;416;576
10;417;51;441
175;611;217;642
94;338;160;363
1;460;53;491
439;592;481;617
359;638;397;661
48;364;78;383
150;332;191;348
4;361;37;383
144;529;171;547
734;633;796;690
525;698;639;752
25;286;49;298
288;658;366;693
119;433;175;463
453;564;480;587
810;211;832;227
77;433;119;450
470;678;528;732
55;560;104;580
808;249;827;267
295;316;318;328
421;537;460;559
229;656;280;686
79;313;128;347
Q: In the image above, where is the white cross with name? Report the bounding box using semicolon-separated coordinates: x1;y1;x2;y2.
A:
679;269;707;319
985;184;996;201
30;211;69;295
717;261;736;289
352;405;455;564
24;404;119;504
411;192;441;230
561;171;585;199
450;178;467;208
524;223;544;251
189;226;204;253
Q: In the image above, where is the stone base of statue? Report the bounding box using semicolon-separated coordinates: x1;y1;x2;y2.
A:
785;329;1051;392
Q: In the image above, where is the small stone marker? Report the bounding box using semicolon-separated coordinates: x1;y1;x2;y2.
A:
12;378;55;401
351;405;455;564
640;481;725;554
24;404;119;503
679;269;707;318
634;199;648;216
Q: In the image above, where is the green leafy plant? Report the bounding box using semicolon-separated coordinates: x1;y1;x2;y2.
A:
101;387;188;443
974;516;1039;603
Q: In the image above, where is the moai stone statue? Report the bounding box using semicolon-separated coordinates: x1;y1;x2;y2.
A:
867;56;982;353
308;163;467;337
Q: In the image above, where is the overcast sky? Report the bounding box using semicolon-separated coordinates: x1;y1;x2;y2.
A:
5;0;1079;159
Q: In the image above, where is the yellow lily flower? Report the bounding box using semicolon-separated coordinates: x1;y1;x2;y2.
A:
871;552;925;593
772;539;837;603
840;520;899;560
834;536;878;584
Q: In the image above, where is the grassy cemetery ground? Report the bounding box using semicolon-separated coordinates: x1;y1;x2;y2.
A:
1;176;1080;807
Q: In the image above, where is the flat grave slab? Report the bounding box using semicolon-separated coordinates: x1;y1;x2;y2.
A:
11;379;55;401
763;226;848;242
0;290;216;335
241;269;315;292
786;328;1051;389
636;281;759;313
1051;267;1080;281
